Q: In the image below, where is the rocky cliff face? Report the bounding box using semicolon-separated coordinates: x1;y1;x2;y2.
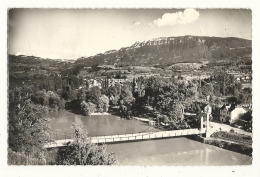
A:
76;36;252;67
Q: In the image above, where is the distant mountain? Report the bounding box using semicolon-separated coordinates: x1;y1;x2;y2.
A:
8;55;75;64
75;36;251;67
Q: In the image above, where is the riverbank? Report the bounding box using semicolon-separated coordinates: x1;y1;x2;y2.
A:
89;112;111;115
189;135;252;156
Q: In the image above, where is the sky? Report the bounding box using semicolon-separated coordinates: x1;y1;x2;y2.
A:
8;9;252;59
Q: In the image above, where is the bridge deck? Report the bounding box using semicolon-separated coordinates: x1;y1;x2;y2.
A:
44;128;207;148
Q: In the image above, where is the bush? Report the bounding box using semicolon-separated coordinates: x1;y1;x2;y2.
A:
211;131;252;145
204;139;252;155
55;124;117;165
230;129;235;133
8;149;46;165
80;101;96;115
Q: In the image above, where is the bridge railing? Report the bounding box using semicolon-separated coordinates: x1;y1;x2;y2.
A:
45;128;207;148
90;128;204;139
48;128;206;142
89;128;206;144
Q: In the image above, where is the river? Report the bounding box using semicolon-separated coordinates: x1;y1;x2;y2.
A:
45;110;252;166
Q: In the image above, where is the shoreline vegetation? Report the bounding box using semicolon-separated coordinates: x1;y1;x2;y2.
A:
188;134;252;156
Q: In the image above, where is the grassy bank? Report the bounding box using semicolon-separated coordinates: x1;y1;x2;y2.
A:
188;135;252;156
204;138;252;156
211;131;252;144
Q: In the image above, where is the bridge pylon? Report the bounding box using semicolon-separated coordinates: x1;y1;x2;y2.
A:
199;111;211;138
205;112;211;138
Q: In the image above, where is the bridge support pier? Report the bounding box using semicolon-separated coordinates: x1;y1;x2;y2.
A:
200;116;203;130
200;116;203;137
205;112;211;138
199;112;211;138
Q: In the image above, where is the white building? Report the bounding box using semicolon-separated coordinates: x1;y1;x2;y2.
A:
219;104;246;124
102;78;128;88
88;79;102;89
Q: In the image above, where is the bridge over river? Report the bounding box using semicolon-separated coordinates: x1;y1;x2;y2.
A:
44;128;210;149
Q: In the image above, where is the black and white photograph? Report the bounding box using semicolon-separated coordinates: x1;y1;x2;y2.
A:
6;8;254;167
2;0;260;175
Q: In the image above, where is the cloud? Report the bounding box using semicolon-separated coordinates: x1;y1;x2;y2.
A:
133;21;141;26
154;9;200;27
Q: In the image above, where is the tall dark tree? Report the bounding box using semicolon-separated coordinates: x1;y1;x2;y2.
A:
8;87;52;157
85;86;101;104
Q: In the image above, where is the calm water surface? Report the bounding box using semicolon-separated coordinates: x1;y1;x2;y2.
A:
45;110;252;166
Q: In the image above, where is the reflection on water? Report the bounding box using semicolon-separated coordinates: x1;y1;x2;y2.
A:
45;110;159;137
44;110;252;166
75;115;82;125
106;138;252;166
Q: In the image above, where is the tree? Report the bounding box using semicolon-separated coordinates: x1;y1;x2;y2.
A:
31;90;65;110
108;83;121;106
233;82;242;95
239;111;252;122
61;85;76;101
201;83;212;98
208;94;214;103
85;86;102;105
76;88;86;101
168;103;184;121
212;71;235;96
98;95;109;113
31;90;49;106
195;104;202;114
156;114;169;125
56;124;117;165
46;91;63;109
214;97;222;105
80;101;96;116
8;87;52;157
119;85;135;119
237;93;246;104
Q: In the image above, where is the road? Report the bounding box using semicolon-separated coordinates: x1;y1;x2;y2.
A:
210;122;252;137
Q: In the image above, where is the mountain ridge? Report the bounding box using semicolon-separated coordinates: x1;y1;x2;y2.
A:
75;35;251;67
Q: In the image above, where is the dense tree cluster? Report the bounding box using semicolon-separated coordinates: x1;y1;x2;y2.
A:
31;90;65;109
8;86;52;158
75;86;110;115
131;76;197;128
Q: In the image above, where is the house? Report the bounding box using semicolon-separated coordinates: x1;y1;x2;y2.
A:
88;79;102;89
219;104;246;124
101;78;128;88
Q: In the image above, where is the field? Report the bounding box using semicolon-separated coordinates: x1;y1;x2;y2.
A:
168;62;205;70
